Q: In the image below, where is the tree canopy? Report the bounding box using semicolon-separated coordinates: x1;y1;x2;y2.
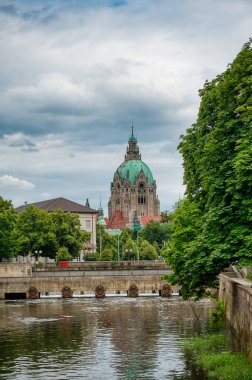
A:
166;40;252;298
0;200;90;260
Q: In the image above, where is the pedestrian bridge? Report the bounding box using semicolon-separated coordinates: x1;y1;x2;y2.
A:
0;262;176;299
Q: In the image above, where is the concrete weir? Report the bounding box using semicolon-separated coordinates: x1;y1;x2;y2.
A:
0;262;175;299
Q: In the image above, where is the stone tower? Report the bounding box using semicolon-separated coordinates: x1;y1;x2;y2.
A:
108;127;160;227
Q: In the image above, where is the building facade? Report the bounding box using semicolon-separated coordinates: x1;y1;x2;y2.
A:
108;128;160;228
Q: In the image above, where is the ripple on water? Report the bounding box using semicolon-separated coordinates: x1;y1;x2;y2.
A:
0;297;218;379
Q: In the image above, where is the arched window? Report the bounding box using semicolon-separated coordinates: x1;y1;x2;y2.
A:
138;182;146;204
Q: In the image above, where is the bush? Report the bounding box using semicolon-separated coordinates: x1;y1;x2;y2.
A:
210;300;226;320
56;247;73;262
183;334;252;380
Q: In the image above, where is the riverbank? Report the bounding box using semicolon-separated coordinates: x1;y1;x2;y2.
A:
183;334;252;380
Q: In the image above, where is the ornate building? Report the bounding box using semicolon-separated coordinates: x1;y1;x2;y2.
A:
108;127;160;229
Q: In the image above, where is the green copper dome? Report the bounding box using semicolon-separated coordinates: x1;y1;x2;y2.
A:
114;159;154;186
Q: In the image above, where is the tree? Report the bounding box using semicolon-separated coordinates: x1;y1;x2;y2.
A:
14;206;89;259
166;40;252;298
122;238;137;260
14;206;58;257
140;240;158;260
0;196;13;212
56;246;73;262
0;208;18;261
140;221;172;251
96;224;117;257
51;209;90;258
100;248;113;261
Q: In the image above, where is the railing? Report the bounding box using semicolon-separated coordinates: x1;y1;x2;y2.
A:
34;260;171;272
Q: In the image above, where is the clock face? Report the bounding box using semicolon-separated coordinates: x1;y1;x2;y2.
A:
138;182;145;191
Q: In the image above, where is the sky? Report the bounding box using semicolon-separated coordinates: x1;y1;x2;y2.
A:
0;0;251;214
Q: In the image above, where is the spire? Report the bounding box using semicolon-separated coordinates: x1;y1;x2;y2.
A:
125;125;141;161
129;125;137;143
85;198;90;208
98;196;103;211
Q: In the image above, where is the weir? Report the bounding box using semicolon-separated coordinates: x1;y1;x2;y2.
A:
0;262;175;299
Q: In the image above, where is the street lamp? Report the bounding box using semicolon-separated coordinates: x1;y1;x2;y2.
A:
117;233;120;261
137;231;139;261
34;250;42;262
125;248;132;261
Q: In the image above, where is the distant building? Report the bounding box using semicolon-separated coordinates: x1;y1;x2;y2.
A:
108;127;161;229
16;197;98;252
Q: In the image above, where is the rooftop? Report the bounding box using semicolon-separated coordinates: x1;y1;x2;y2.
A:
16;197;98;214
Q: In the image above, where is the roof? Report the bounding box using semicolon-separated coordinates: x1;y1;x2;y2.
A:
16;197;98;214
140;216;162;227
115;159;154;186
108;210;128;230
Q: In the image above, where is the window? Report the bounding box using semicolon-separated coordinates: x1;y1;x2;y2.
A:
138;195;146;204
138;181;146;203
86;220;91;229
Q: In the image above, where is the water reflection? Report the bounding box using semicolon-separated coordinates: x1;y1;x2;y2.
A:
0;297;221;379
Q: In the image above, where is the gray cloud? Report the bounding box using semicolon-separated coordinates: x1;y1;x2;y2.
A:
0;0;251;212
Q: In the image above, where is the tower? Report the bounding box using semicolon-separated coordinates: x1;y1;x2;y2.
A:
108;127;160;228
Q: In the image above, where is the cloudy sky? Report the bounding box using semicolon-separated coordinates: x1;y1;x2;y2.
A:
0;0;251;214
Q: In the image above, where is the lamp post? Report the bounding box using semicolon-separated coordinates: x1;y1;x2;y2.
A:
117;234;120;261
99;228;102;260
125;248;132;261
137;231;139;261
34;250;42;262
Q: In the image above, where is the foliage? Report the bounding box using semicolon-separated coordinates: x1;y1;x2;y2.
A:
246;273;252;281
14;206;59;257
166;40;252;298
210;300;226;320
96;224;117;254
0;196;13;212
12;205;89;259
140;221;172;250
140;240;158;260
161;210;174;223
100;248;113;261
0;209;18;261
51;209;90;257
84;252;98;261
56;246;73;262
122;238;137;260
183;334;252;380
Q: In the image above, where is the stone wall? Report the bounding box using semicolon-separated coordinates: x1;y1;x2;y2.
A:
0;263;32;277
219;274;252;362
0;270;177;299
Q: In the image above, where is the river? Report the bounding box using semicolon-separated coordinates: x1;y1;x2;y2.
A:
0;296;222;379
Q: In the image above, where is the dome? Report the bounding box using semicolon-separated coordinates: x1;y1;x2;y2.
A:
114;159;154;186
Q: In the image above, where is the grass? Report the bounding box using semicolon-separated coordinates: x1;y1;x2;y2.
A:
183;334;252;380
246;273;252;281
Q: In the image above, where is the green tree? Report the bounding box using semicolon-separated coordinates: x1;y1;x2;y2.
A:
122;238;137;260
52;209;90;258
140;240;158;260
14;206;89;259
167;40;252;298
100;248;113;261
14;206;58;257
0;196;13;212
140;221;172;251
96;224;117;255
0;208;18;261
56;246;73;262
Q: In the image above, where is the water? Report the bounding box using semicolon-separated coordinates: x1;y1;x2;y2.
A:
0;297;221;379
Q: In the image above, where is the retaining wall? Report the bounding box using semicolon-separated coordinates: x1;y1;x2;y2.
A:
0;263;32;277
219;274;252;362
